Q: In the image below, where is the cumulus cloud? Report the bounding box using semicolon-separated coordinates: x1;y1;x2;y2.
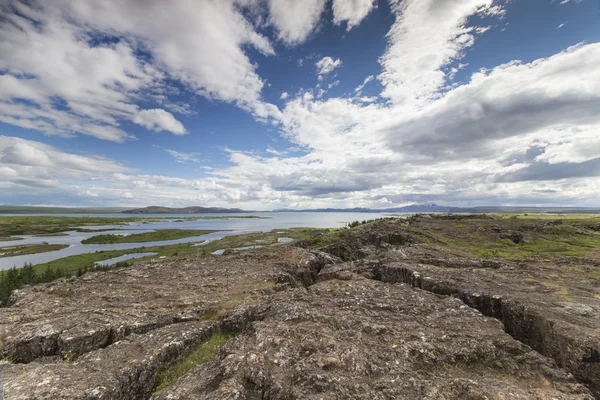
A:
212;42;600;208
268;0;326;45
332;0;376;30
0;136;130;191
315;57;342;80
280;92;289;100
0;0;278;141
133;109;187;135
2;0;599;209
384;43;600;161
379;0;504;109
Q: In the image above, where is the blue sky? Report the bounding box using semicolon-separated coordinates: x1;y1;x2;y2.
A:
0;0;599;209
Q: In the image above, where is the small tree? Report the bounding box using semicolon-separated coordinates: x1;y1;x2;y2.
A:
19;262;37;285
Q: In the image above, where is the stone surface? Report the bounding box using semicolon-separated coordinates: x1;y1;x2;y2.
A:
0;217;599;399
152;278;590;399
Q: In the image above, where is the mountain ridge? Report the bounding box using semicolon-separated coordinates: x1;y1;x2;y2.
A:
122;206;249;214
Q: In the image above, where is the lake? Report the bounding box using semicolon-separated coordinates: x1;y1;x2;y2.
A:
0;212;405;270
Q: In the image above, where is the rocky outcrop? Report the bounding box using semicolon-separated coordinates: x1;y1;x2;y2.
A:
151;278;590;399
0;218;599;399
0;247;323;364
373;260;600;396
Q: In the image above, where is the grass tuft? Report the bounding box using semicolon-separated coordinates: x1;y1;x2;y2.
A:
152;332;235;392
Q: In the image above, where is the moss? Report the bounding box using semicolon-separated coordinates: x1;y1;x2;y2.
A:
200;308;220;321
152;332;236;392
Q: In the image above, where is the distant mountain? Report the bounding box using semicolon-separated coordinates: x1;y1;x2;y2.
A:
273;204;467;213
122;206;250;214
273;207;374;213
272;204;600;214
380;204;472;213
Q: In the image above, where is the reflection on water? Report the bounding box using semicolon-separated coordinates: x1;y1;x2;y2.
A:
0;212;406;270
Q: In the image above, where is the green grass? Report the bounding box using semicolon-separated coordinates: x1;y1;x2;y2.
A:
81;229;219;244
30;249;151;275
153;332;236;392
410;215;600;260
0;244;69;258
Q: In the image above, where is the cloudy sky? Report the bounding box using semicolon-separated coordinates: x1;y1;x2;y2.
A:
0;0;599;209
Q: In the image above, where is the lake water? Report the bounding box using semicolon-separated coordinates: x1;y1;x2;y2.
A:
0;212;405;270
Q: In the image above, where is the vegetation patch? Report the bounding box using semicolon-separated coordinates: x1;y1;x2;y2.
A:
81;229;219;244
409;214;600;260
0;263;67;306
0;236;24;242
0;243;69;258
152;332;236;392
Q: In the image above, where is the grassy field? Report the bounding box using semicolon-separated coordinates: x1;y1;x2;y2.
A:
409;214;600;260
0;244;70;258
81;229;219;244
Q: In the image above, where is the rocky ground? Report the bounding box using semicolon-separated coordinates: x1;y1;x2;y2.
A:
0;215;599;399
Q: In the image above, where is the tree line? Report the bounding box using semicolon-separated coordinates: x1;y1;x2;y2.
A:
0;261;132;307
0;263;65;306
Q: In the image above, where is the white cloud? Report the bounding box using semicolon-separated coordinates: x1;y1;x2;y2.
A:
354;75;375;93
206;42;600;207
383;43;600;161
379;0;503;109
164;149;200;163
534;125;600;164
0;136;130;190
133;109;187;135
2;0;599;209
0;0;279;141
268;0;326;45
332;0;376;30
315;57;342;80
269;0;325;45
280;92;289;100
557;23;565;29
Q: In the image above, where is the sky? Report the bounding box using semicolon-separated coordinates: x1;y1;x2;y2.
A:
0;0;599;210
